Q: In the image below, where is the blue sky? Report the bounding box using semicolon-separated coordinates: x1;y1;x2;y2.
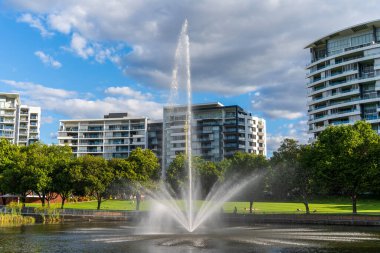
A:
1;0;379;154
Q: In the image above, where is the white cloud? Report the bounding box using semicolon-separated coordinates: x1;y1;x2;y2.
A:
34;51;62;68
17;13;53;37
1;79;75;99
265;110;304;120
266;119;309;155
105;86;152;100
7;0;380;119
70;33;94;59
1;79;163;120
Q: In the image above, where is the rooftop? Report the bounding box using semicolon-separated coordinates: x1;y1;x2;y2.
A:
305;19;380;49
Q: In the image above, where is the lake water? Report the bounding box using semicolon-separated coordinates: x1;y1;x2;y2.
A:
1;222;380;252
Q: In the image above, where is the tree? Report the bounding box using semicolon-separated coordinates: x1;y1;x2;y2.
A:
165;154;223;199
127;148;160;210
1;146;32;207
225;152;268;213
76;155;114;210
23;143;67;207
269;139;317;214
107;158;136;200
197;160;222;198
0;139;20;203
165;153;187;195
54;158;78;209
314;121;380;214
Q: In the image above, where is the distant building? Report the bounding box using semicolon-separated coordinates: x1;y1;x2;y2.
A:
0;93;41;145
305;20;380;139
58;113;149;159
147;120;163;162
163;102;266;168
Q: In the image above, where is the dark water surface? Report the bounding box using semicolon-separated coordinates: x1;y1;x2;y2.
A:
0;222;380;253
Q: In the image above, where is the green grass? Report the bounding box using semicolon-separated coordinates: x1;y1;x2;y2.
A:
24;198;380;215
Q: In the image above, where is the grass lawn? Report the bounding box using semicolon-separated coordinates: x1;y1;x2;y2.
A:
25;198;380;215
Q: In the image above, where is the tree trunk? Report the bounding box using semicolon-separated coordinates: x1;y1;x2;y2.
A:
249;201;253;213
97;197;102;210
47;199;50;208
61;197;66;209
303;201;310;214
352;194;357;214
21;194;26;208
136;192;141;211
41;193;46;207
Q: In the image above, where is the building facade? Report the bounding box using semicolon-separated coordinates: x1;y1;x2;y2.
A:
58;113;148;159
0;93;41;145
147;120;163;162
306;20;380;139
163;102;266;168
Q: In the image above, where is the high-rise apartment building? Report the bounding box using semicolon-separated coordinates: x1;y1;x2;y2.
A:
306;21;380;138
163;102;266;168
0;93;41;145
147;120;163;162
58;113;148;159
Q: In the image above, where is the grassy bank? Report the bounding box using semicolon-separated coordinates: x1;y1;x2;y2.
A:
24;198;380;215
0;214;35;226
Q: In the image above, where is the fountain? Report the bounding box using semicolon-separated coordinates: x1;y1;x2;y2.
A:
139;20;260;234
1;20;380;253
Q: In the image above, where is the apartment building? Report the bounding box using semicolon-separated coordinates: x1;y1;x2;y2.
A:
306;20;380;138
58;113;148;159
163;102;266;168
147;120;163;162
0;93;41;145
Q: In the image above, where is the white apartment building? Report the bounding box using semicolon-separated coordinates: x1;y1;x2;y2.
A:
0;93;41;145
306;20;380;138
163;102;266;168
58;113;148;159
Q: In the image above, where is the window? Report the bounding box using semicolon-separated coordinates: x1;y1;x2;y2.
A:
327;38;350;55
351;33;372;47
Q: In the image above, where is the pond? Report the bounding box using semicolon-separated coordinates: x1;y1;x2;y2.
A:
0;222;380;253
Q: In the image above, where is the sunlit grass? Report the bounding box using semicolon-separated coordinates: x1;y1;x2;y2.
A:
24;198;380;214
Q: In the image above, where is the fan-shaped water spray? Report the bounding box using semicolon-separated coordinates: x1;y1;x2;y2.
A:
142;20;260;233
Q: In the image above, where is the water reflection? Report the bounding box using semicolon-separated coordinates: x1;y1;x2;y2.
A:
0;223;380;253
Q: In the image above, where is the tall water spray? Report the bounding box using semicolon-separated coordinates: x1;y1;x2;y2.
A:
173;20;193;231
142;20;260;234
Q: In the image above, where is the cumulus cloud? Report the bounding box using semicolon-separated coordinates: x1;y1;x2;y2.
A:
1;79;163;120
7;0;380;121
70;33;94;59
1;79;75;99
17;13;53;37
34;51;62;68
266;119;309;155
105;86;152;100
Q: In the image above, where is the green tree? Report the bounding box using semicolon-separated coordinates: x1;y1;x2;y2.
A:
225;152;268;213
23;143;72;207
0;139;20;203
165;154;222;199
165;153;187;195
54;157;78;209
314;121;380;214
269;139;317;214
197;160;222;198
76;155;114;210
107;158;137;200
127;148;160;210
271;139;316;213
1;146;31;207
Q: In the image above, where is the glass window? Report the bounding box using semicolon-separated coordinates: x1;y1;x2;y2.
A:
351;33;372;47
